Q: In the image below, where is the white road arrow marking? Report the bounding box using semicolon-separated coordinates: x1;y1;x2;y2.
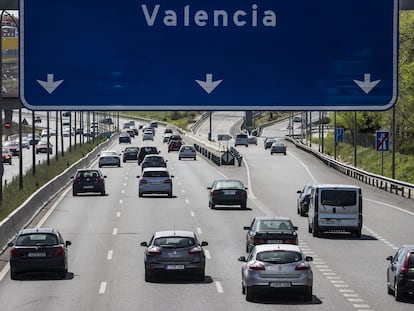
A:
36;74;64;94
196;74;223;94
353;73;380;94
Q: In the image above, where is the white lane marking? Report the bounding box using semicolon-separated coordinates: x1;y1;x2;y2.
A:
365;197;414;216
124;177;128;180
190;211;195;217
121;190;125;194
242;157;256;200
344;294;360;297
334;284;349;288
107;250;113;260
197;227;202;234
289;153;319;183
123;183;127;187
330;280;345;284
178;182;182;186
339;289;355;293
353;305;370;309
116;212;121;218
204;250;211;259
185;199;190;204
348;298;365;302
181;189;185;193
215;281;224;293
99;282;107;294
119;199;123;205
112;228;118;235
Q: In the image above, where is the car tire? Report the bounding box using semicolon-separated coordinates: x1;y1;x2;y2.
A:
304;287;313;301
101;190;106;196
60;268;67;279
139;192;143;198
354;229;362;238
245;286;254;302
99;164;102;168
395;281;403;301
387;283;394;295
10;269;18;280
308;221;313;233
179;157;181;160
300;208;306;217
145;270;152;282
123;159;126;163
284;152;287;155
193;157;196;160
197;269;205;281
241;202;247;209
73;189;77;196
245;244;250;253
209;202;215;209
168;191;173;198
242;283;246;295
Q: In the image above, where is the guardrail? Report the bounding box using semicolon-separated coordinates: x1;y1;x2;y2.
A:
229;147;243;167
287;137;414;199
0;134;117;254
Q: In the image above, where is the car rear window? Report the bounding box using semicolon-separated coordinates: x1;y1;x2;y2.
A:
236;134;248;139
143;171;169;177
257;220;293;231
77;171;99;178
256;250;302;264
16;234;58;246
154;237;195;248
409;253;414;268
215;180;243;189
321;190;357;206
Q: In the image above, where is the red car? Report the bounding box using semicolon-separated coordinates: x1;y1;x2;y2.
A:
4;141;20;156
2;148;12;164
168;140;183;152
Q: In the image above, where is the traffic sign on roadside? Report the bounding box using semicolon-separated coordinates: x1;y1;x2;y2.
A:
336;128;344;143
376;131;389;152
217;134;232;141
20;0;398;111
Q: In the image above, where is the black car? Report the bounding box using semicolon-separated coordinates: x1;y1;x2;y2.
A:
138;146;159;165
8;227;71;280
244;216;298;253
71;169;106;196
387;245;414;301
297;184;314;216
119;132;131;144
140;230;208;282
207;179;247;209
122;146;139;162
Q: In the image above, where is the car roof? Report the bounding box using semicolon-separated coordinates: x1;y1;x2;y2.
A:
153;230;195;239
315;184;361;190
18;227;58;235
143;154;164;159
253;244;301;252
76;168;101;173
253;216;292;222
142;167;169;172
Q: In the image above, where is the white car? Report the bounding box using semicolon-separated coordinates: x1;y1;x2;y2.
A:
178;145;196;160
143;129;154;141
98;150;121;168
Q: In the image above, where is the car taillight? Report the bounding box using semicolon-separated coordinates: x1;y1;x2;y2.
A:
164;179;172;184
253;238;265;245
248;261;265;271
401;253;411;273
146;246;161;256
140;179;148;184
10;247;21;257
240;190;247;197
73;178;81;183
189;246;203;255
295;262;311;271
211;190;218;196
53;246;65;257
96;177;104;182
285;239;298;245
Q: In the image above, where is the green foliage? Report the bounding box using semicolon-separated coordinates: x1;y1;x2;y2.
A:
126;111;199;129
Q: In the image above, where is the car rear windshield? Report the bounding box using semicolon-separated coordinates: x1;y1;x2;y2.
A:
236;134;248;138
409;253;414;268
143;171;169;177
257;220;293;231
320;190;357;206
16;234;58;246
215;180;243;189
154;237;195;248
77;171;100;178
256;250;302;264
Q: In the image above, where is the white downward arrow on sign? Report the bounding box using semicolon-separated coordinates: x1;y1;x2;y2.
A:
353;73;380;94
196;74;223;94
36;74;64;94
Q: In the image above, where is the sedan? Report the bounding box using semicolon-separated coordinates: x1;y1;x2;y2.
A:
140;230;208;282
247;136;258;145
71;169;106;196
178;145;196;160
143;130;154;141
8;227;72;280
98;150;121;167
270;141;287;155
138;167;173;197
2;148;12;164
4;141;20;156
238;244;313;302
207;179;247;209
386;245;414;301
297;184;314;216
138;146;159;165
36;141;53;154
141;154;167;171
264;138;277;149
244;216;298;253
122;146;139;162
168;140;183;152
119;132;131;144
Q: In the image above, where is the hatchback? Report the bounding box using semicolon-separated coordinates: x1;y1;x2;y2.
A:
119;132;131;144
244;216;298;253
143;130;154;141
122;146;139;162
168;140;183;152
387;245;414;301
140;230;208;282
138;146;159;165
178;145;196;160
270;141;287;155
238;244;313;302
141;154;167;171
2;148;12;164
207;179;248;209
8;228;72;280
4;141;20;156
98;150;121;167
71;169;106;196
36;141;53;154
138;167;174;197
264;138;277;149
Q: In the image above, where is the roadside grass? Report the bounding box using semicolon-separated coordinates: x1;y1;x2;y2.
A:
125;111;201;130
0;138;105;221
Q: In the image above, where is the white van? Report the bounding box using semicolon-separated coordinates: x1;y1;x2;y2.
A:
307;184;362;238
234;133;248;147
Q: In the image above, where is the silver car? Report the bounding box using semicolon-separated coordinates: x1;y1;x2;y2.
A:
238;244;313;302
98;150;121;167
140;230;208;282
138;167;173;197
270;141;287;155
178;145;196;160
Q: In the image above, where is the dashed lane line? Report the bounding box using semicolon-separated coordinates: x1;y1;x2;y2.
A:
99;282;107;294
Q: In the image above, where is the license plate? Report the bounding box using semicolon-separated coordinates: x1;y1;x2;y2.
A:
268;240;283;244
223;190;236;195
166;265;185;270
270;282;291;288
322;219;336;225
83;185;94;189
28;252;46;257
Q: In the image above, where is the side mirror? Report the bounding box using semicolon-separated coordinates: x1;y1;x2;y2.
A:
297;190;302;194
293;226;298;230
170;175;174;178
386;255;393;261
243;226;251;230
70;176;74;179
201;241;208;247
137;175;140;178
140;242;148;247
238;256;247;262
103;175;107;178
207;187;212;190
305;256;313;262
7;242;14;247
66;241;72;247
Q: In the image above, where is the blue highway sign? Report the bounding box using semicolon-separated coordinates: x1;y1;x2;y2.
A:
20;0;398;111
376;131;389;152
336;128;344;143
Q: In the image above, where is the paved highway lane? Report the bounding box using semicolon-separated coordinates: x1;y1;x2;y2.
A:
0;121;413;311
